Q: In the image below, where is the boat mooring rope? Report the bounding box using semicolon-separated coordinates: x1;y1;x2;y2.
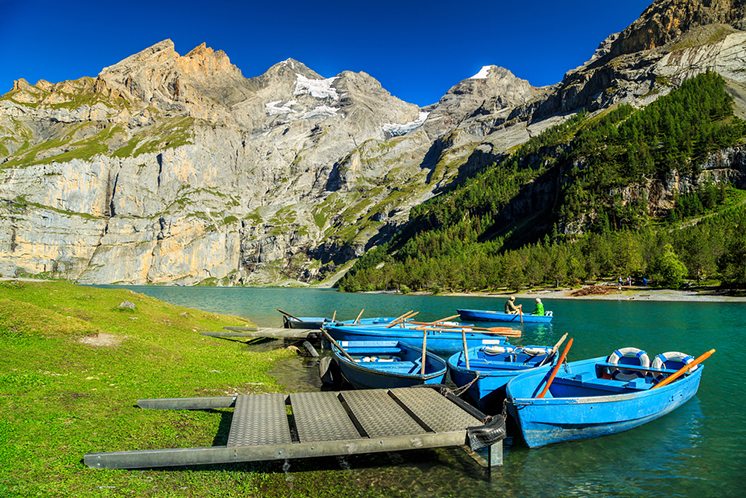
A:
453;372;481;397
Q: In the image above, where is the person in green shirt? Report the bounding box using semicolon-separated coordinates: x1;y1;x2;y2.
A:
533;298;545;316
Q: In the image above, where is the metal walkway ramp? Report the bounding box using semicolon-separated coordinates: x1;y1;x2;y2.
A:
84;387;505;469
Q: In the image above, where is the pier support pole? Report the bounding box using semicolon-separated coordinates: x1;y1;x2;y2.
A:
488;440;503;467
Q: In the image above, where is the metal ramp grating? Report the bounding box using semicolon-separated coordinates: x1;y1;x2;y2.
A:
227;394;292;446
290;392;361;442
390;388;482;432
340;390;426;437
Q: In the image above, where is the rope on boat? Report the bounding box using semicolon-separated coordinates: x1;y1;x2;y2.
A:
453;372;481;397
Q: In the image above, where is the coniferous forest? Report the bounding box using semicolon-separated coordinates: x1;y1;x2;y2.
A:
339;72;746;292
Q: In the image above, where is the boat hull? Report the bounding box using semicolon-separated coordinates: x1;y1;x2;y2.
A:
506;357;703;448
333;340;447;389
283;316;395;329
458;308;553;324
324;324;509;356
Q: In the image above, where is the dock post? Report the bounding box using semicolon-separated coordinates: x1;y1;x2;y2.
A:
488;440;503;467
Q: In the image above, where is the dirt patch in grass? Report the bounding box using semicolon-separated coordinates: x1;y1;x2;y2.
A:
571;285;619;296
78;332;123;347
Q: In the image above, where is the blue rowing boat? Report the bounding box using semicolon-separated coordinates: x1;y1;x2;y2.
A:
458;308;553;324
323;324;510;356
505;355;704;448
330;340;448;389
283;315;396;329
447;345;554;412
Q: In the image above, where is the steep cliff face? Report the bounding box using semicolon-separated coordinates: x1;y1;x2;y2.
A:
608;0;746;57
532;0;746;120
1;0;745;285
0;39;543;284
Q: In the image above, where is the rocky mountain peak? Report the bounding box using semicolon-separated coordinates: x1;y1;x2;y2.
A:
11;78;32;92
95;40;249;119
179;42;242;78
447;65;536;102
424;65;539;135
100;39;179;75
607;0;746;58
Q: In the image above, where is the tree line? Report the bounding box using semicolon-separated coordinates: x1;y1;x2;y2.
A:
339;72;746;293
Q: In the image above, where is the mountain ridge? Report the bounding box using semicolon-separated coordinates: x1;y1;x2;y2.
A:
1;0;745;285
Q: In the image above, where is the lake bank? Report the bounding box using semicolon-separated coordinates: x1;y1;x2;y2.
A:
117;284;744;496
438;285;746;303
0;281;325;497
3;276;745;303
4;281;742;495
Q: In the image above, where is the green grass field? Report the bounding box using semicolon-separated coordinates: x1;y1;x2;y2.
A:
0;280;370;496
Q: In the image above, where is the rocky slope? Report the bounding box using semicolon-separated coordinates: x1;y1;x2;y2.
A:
1;0;745;285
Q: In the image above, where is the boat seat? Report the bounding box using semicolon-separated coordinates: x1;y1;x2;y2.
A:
570;372;593;381
345;347;402;355
553;375;627;393
363;361;415;370
408;359;423;374
623;377;654;390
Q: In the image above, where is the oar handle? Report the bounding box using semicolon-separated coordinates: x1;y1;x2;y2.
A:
537;338;574;399
421;330;428;375
537;332;568;367
652;349;715;389
354;308;365;324
431;314;460;324
386;310;416;328
277;308;304;322
320;329;357;363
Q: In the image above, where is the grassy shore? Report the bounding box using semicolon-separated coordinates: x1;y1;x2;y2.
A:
0;280;354;496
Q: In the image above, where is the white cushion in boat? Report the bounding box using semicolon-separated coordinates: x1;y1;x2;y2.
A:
483;346;515;355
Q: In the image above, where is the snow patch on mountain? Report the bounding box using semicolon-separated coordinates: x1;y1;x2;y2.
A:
469;66;492;79
294;74;339;100
266;100;297;115
302;105;339;119
382;111;429;136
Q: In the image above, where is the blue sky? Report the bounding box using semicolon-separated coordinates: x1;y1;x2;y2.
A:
0;0;652;106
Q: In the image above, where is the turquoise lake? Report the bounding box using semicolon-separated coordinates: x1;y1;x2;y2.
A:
118;286;745;496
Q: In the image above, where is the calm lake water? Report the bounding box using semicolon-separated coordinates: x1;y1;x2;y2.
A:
117;286;744;496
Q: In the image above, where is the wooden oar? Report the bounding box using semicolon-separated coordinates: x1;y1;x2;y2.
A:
277;308;304;322
652;349;715;389
421;329;428;375
461;329;470;370
414;325;521;338
386;310;415;328
430;314;460;324
537;338;574;398
538;333;569;367
331;310;336;322
410;321;518;335
354;308;365;324
320;329;356;363
519;306;524;325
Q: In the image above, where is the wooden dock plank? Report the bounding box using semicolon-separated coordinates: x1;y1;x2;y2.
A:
202;328;314;341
